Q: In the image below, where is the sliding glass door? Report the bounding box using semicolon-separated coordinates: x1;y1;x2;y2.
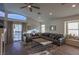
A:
13;24;22;41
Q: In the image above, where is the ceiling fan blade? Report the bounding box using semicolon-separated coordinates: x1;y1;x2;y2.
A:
31;6;40;9
24;3;33;5
29;3;34;5
20;6;28;9
29;8;32;12
61;3;66;5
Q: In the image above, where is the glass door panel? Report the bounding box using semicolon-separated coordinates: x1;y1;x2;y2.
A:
13;24;22;41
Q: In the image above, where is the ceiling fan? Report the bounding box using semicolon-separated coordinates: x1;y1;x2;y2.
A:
20;3;40;12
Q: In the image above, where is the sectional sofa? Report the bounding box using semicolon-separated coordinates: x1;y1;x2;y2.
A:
23;33;65;46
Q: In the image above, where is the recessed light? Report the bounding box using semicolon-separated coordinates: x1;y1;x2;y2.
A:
72;4;76;7
49;12;53;15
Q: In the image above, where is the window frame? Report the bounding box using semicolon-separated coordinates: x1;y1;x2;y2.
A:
8;13;26;20
0;10;27;21
67;21;79;36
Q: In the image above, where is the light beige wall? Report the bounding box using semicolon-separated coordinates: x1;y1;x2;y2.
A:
26;17;41;32
44;15;79;34
45;20;64;34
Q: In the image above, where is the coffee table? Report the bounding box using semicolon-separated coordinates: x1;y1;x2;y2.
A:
32;38;53;54
33;38;52;46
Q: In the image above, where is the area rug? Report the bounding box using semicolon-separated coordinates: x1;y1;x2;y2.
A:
24;41;47;54
32;50;51;55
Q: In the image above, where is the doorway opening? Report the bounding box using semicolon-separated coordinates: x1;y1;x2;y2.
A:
13;24;22;42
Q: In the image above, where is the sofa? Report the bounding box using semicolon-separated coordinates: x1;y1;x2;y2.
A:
23;33;65;46
66;38;79;47
23;33;41;42
41;33;65;46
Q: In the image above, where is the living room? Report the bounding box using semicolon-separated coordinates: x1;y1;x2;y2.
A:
0;3;79;55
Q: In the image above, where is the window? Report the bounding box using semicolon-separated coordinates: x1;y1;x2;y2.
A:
0;11;5;17
68;22;78;29
8;14;26;20
41;24;45;33
0;11;27;21
67;22;79;36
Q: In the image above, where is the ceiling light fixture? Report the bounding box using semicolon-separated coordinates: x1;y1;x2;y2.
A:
28;5;31;8
72;4;76;7
49;12;53;15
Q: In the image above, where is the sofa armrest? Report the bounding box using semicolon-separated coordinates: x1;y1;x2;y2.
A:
58;37;64;41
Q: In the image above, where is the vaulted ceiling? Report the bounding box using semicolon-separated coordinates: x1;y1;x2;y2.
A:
2;3;79;22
